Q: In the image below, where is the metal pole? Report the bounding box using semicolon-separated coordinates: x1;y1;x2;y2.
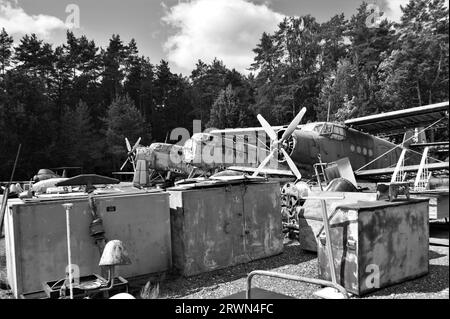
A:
0;144;21;233
246;196;346;299
320;199;337;284
63;203;74;299
246;270;348;299
326;101;331;122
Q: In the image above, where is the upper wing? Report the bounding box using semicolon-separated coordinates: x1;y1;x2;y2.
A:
355;161;449;179
345;101;449;135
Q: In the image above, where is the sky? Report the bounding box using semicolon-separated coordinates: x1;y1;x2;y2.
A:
0;0;433;75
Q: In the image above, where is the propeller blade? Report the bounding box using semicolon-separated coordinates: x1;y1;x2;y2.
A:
132;137;142;151
125;137;132;152
280;107;306;143
257;114;278;142
252;149;276;177
281;148;301;180
120;158;129;171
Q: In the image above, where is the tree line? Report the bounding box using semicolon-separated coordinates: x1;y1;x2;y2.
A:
0;0;448;180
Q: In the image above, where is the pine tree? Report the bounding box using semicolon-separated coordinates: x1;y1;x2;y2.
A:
103;95;145;165
102;34;127;105
378;0;449;108
0;28;13;77
208;85;252;129
59;101;99;166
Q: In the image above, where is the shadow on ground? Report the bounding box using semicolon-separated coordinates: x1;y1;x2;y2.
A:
158;243;316;298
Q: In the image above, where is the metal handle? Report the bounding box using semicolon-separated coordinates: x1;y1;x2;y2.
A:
347;238;357;250
319;234;326;245
246;270;349;299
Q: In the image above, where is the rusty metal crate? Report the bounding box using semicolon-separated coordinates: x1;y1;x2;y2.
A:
298;191;377;252
5;191;172;298
318;199;429;296
168;181;283;276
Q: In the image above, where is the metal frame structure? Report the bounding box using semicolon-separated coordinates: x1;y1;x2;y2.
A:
246;270;349;299
245;196;349;299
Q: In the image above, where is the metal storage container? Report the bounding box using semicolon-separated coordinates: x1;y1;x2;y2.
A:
411;191;449;220
318;199;429;296
298;191;377;252
5;191;172;298
168;181;283;276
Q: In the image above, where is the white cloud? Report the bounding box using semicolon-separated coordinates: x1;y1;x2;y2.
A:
383;0;411;22
0;0;67;38
162;0;284;74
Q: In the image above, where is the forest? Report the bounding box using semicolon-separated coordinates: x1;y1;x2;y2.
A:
0;0;448;180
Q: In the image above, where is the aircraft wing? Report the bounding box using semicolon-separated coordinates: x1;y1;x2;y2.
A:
209;125;306;135
345;101;449;135
112;172;135;175
355;162;449;179
227;166;295;177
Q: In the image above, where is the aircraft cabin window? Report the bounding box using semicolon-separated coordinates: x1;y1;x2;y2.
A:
329;125;346;141
363;148;367;156
350;144;355;152
314;124;324;133
317;124;347;140
369;149;374;157
357;146;361;154
322;124;333;135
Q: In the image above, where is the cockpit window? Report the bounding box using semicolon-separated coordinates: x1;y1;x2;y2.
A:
317;123;347;140
331;125;346;140
313;124;323;133
318;123;333;135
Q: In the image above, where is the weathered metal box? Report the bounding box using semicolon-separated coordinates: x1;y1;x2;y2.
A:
5;191;172;298
318;199;429;296
298;192;377;252
411;191;449;220
168;181;283;276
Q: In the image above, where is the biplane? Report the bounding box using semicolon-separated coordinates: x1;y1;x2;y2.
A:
123;101;449;186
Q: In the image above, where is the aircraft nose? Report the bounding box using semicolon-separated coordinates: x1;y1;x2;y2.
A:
287;131;315;165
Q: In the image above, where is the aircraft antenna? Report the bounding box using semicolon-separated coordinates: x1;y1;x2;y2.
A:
326;101;331;122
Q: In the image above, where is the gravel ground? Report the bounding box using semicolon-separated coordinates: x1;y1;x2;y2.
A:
1;224;448;300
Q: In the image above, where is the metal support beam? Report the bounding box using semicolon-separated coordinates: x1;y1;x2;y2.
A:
391;149;407;183
414;147;429;190
246;270;349;299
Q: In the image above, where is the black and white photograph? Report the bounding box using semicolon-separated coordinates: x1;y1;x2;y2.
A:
0;0;448;308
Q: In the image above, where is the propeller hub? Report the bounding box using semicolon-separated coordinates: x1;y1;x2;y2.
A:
270;131;296;163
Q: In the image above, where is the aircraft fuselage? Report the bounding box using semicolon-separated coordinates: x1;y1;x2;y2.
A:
132;122;412;179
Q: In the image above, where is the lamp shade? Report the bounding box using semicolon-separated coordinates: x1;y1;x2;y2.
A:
99;240;132;266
